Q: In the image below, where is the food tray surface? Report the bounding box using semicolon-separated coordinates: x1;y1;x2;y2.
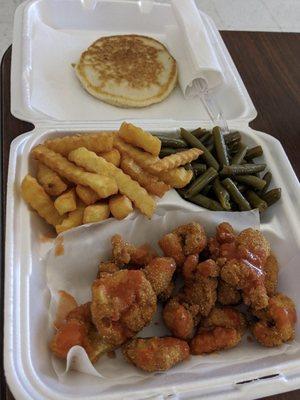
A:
5;125;300;400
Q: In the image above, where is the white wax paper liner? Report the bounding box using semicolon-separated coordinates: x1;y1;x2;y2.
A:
46;206;299;389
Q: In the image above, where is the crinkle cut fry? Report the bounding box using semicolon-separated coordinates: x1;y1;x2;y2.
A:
119;122;161;156
31;145;118;198
114;136;194;187
120;156;170;197
37;162;67;196
150;148;202;173
21;174;62;226
68;147;156;218
113;136;159;171
154;167;193;188
45;132;114;156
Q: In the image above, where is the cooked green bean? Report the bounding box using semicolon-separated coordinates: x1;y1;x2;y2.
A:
220;163;266;176
262;188;281;206
224;131;241;145
184;163;193;172
207;141;214;152
184;167;218;198
213;178;231;210
202;184;213;196
222;178;251;211
204;135;214;150
245;145;263;160
235;175;267;191
177;189;187;198
180;128;219;170
189;193;224;211
227;141;240;154
159;147;186;157
245;160;261;177
199;132;211;143
156;135;188;148
192;163;207;175
246;190;268;212
213;127;229;167
191;127;207;138
231;144;248;165
260;171;272;195
236;183;247;193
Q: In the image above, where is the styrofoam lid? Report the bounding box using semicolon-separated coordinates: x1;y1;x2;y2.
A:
11;0;256;127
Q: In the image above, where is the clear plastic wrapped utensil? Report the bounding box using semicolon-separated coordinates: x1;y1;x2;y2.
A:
188;78;230;134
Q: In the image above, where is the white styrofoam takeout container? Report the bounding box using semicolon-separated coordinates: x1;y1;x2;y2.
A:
5;1;300;399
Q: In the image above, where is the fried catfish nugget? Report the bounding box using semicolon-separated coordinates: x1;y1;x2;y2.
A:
202;307;247;334
263;253;278;296
190;327;241;355
53;290;78;329
252;293;296;347
50;302;112;363
174;222;207;256
182;259;219;317
159;222;207;268
142;257;176;295
236;228;270;266
221;259;268;310
123;337;190;372
158;232;185;268
91;270;157;346
190;307;246;355
50;319;88;359
158;282;175;303
163;297;200;340
111;234;156;267
218;280;241;306
217;228;271;310
216;222;236;244
97;261;119;278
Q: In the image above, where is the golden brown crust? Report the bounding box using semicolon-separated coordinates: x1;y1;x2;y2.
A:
75;35;177;108
218;280;241;305
123;337;189;371
190;327;242;355
91;270;157;346
142;257;176;295
251;293;296;347
263;253;278;296
163;298;196;340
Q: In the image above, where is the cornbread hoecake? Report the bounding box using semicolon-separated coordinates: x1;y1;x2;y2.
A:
75;35;177;108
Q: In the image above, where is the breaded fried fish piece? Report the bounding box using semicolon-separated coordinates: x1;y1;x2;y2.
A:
91;270;157;346
50;302;112;363
142;257;176;296
123;337;189;372
190;307;246;355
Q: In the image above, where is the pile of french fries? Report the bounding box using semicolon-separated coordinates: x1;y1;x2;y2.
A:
21;122;202;234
